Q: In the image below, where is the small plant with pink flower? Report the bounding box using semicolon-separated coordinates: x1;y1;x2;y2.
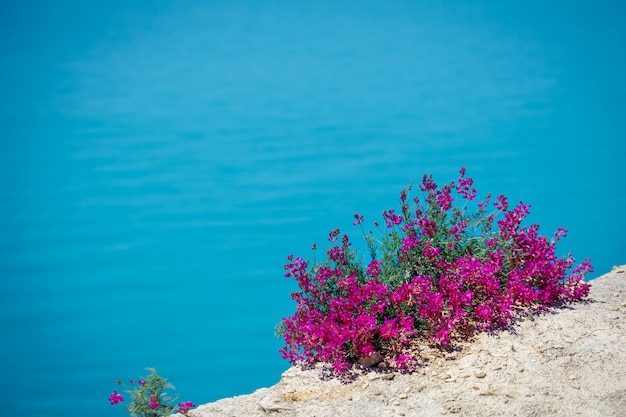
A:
109;368;195;417
278;168;592;375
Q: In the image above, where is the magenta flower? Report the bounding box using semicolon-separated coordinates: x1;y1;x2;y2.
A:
379;318;399;340
552;227;568;245
400;235;419;253
149;396;160;409
419;173;437;192
352;213;364;225
178;401;196;413
366;260;382;277
456;166;477;200
436;187;453;211
382;209;403;228
108;390;125;405
495;194;508;211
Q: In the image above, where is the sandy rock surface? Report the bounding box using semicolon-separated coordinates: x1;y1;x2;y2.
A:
185;265;626;417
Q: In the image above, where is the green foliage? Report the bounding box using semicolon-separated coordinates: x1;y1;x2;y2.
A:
126;369;178;417
109;368;195;417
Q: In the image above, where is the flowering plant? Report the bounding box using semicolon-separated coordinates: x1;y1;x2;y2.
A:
279;168;592;374
109;368;195;417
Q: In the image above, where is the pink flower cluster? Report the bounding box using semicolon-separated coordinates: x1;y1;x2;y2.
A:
280;168;592;374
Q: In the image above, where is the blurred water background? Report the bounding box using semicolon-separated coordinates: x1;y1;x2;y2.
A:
1;1;625;416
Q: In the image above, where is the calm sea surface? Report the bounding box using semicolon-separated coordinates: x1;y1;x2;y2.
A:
1;1;625;416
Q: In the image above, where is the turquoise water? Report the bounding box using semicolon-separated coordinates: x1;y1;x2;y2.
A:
1;1;625;416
